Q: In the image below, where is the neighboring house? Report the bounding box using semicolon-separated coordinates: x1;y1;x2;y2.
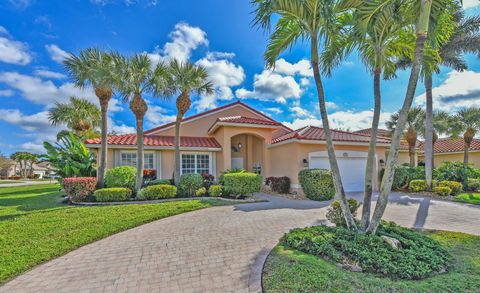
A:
418;138;480;168
6;160;56;179
85;101;391;192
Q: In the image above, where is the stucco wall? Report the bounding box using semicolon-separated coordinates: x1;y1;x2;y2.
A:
418;151;480;168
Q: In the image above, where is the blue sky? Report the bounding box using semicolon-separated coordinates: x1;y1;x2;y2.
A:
0;0;479;155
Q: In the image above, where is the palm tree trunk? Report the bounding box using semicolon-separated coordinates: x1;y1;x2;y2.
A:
361;66;381;231
173;113;182;186
95;87;112;188
311;37;356;230
432;131;438;169
409;142;416;167
424;74;433;189
367;0;431;233
130;93;148;192
463;129;474;167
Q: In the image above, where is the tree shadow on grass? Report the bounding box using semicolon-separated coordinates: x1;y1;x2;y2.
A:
0;189;66;214
0;186;61;197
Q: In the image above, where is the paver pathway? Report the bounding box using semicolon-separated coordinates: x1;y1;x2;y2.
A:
2;193;479;293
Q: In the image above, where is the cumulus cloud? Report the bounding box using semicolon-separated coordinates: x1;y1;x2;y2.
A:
0;89;14;97
145;104;176;129
273;58;313;77
463;0;480;9
415;70;480;112
0;28;32;65
34;69;66;79
266;107;283;115
0;109;51;131
45;44;69;63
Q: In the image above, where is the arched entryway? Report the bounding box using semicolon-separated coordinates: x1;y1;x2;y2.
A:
230;133;265;174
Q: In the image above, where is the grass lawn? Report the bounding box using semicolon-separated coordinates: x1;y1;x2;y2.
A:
0;184;225;284
0;181;23;185
455;192;480;205
263;230;480;292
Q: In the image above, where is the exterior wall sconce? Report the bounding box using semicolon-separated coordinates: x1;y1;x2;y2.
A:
302;158;308;168
238;142;243;149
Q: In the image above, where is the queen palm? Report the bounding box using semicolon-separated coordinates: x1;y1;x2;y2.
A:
451;107;480;167
167;60;214;186
113;53;171;192
48;96;101;136
64;49;118;187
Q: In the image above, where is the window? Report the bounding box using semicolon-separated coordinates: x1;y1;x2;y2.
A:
120;152;155;169
181;153;210;174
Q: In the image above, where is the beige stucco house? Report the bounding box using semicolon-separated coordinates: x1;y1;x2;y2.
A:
85;101;392;192
418;138;480;168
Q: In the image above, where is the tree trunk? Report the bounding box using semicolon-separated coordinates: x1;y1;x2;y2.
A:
95;87;112;188
130;93;148;192
173;113;182;186
361;66;381;231
367;0;431;233
464;128;474;167
424;74;433;189
311;37;356;230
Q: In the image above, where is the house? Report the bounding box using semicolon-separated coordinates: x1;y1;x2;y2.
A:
5;160;56;179
418;138;480;168
85;101;392;192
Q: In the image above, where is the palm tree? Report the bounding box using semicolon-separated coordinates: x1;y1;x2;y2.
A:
167;60;214;186
386;107;425;167
451;107;480;167
113;53;171;192
418;110;451;168
252;0;357;229
48;96;101;136
64;48;118;188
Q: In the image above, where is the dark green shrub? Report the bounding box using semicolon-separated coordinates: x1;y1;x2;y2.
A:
145;178;172;187
178;173;203;197
433;186;452;197
298;169;335;201
466;178;480;192
218;169;245;185
281;223;451;280
105;166;136;190
223;172;262;197
438;180;463;196
435;161;478;183
208;185;223;197
325;199;360;227
137;184;177;200
94;188;132;202
195;187;207;197
266;176;290;194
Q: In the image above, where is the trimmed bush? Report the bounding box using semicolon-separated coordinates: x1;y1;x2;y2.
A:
208;185;223;197
219;169;245;185
137;184;177;200
223;172;262;197
63;177;96;202
145;178;172;187
195;187;207;197
178;173;203;197
266;176;290;194
409;180;427;192
433;186;452;197
325;199;360;227
94;188;132;202
298;169;335;201
438;180;463;196
466;178;480;192
105;166;136;190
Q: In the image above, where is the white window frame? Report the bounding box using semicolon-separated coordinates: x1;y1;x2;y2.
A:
180;152;213;175
119;150;156;170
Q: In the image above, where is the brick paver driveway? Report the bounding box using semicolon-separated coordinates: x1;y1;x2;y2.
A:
2;193;479;293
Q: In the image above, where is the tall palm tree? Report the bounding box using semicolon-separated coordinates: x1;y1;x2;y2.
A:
48;96;101;136
64;49;118;188
252;0;357;229
418;110;451;168
386;107;426;167
167;60;214;185
113;53;171;192
451;107;480;167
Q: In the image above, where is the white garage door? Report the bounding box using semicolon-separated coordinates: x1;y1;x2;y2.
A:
309;152;368;192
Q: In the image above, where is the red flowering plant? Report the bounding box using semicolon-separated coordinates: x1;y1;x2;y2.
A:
63;177;97;202
143;169;157;180
201;173;215;189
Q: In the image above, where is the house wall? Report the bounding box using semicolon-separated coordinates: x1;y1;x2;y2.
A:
418;151;480;168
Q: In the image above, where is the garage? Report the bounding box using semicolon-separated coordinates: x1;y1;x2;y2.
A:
308;151;369;192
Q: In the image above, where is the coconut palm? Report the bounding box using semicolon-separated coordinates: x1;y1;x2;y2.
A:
166;60;214;186
451;107;480;167
48;96;101;136
252;0;358;229
64;48;118;188
113;53;171;192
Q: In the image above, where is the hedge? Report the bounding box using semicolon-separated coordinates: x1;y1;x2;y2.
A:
298;169;335;201
63;177;96;202
137;184;177;200
105;166;136;190
94;188;132;202
433;186;451;197
223;172;262;197
178;173;203;197
438;180;463;196
208;185;223;197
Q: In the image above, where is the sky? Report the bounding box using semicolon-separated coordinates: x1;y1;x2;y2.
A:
0;0;479;155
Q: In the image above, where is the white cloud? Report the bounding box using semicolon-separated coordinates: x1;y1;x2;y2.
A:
45;44;69;63
463;0;480;9
145;104;176;128
0;89;14;97
206;51;235;59
34;69;66;79
0;32;32;65
266;107;283;114
415;70;480;112
273;58;313;77
291;106;315;118
0;109;52;132
300;78;310;86
8;0;33;9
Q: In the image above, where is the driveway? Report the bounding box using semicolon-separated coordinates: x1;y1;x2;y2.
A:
1;193;479;293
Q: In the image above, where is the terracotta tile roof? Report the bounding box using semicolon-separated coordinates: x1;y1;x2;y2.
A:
85;134;221;148
272;126;391;144
217;116;281;126
418;137;480;153
353;128;390;137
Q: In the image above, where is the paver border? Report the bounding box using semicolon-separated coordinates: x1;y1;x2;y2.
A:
72;196;267;206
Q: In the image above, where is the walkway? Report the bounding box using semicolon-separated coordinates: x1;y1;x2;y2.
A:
1;193;479;293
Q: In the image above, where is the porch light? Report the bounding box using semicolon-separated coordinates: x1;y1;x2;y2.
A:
302;158;308;168
238;142;243;149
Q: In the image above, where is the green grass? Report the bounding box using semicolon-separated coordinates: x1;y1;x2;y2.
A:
263;230;480;293
0;181;23;185
456;193;480;205
0;184;223;284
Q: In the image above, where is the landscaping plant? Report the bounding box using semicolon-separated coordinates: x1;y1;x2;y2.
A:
94;188;132;202
195;187;207;197
178;173;203;197
438;180;463;196
223;172;262;198
63;177;97;202
433;186;452;196
265;176;290;194
298;169;335;201
137;184;177;200
326;199;360;228
208;185;223;197
104;166;137;190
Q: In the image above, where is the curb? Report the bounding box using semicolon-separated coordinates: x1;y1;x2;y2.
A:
71;196;265;206
248;246;272;293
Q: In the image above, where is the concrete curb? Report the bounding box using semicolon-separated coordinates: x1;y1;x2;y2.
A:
72;196;266;206
248;246;272;293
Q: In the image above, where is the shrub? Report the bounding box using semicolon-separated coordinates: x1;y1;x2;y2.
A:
137;184;177;200
409;180;427;192
201;173;215;189
219;168;245;185
145;178;172;187
105;166;136;190
281;223;451;280
178;173;203;197
94;188;132;202
298;169;335;201
223;172;262;197
63;177;96;202
325;199;360;227
195;187;207;197
382;166;427;190
438;180;463;196
433;186;452;197
435;161;479;183
208;185;223;197
265;176;290;194
466;178;480;192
